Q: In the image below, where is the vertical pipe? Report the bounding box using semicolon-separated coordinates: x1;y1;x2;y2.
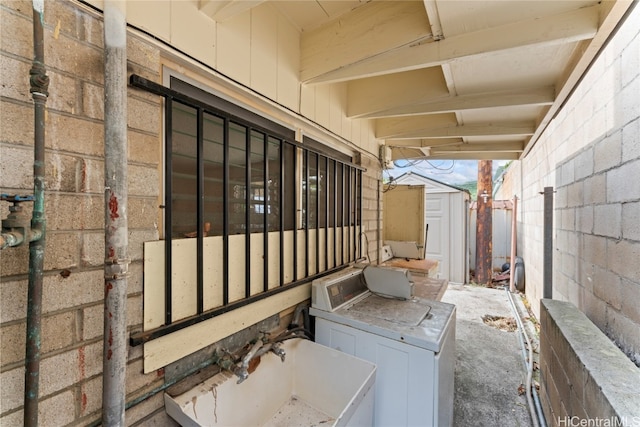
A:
102;1;128;425
509;196;518;293
24;1;49;425
542;187;554;299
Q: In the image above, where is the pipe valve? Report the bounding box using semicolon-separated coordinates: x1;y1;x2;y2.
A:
1;194;38;249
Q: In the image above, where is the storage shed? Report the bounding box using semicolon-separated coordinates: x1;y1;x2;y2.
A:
391;172;471;284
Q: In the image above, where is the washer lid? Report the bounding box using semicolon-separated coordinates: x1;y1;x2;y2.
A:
346;295;431;327
311;296;456;352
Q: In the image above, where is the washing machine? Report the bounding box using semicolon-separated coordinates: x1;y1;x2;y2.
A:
310;266;456;427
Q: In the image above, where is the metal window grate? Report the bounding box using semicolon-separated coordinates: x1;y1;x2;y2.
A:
128;75;364;345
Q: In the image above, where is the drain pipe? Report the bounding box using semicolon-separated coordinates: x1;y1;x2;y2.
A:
102;1;129;426
23;1;49;426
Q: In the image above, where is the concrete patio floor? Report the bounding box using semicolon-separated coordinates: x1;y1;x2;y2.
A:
442;283;539;427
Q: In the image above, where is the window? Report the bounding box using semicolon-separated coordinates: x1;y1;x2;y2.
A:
129;74;363;344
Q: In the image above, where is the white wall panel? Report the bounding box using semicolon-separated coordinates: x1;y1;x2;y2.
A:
330;83;346;136
171;0;216;67
127;1;171;43
216;13;251;86
300;84;316;123
277;13;301;111
250;5;278;100
315;84;332;130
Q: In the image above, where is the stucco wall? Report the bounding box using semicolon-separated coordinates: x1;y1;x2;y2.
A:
497;5;640;365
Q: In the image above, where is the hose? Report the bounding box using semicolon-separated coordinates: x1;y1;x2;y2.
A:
505;288;544;427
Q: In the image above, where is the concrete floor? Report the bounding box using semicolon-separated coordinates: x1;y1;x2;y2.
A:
442;283;537;427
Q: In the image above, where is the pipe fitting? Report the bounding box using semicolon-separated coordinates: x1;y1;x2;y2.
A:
1;195;42;249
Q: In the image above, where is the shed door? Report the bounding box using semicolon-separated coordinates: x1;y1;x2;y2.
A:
425;193;450;279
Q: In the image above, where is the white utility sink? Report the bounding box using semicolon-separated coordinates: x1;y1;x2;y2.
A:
164;338;376;427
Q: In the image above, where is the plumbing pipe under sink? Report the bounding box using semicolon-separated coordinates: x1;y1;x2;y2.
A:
165;338;377;427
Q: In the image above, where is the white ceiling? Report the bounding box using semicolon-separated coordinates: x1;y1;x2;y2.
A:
199;0;635;161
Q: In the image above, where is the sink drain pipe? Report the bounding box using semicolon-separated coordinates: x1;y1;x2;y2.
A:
506;288;545;427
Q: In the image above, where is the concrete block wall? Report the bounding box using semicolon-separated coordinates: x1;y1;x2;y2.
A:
497;5;640;366
0;2;171;425
540;299;640;426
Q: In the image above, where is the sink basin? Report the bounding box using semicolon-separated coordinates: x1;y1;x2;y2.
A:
164;338;376;427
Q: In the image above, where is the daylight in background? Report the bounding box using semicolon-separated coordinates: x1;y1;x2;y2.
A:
385;159;510;199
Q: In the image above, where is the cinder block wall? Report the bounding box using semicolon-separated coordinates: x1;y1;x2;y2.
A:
540;299;640;426
497;5;640;366
0;1;169;425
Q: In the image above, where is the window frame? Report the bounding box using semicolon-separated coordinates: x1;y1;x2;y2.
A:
129;74;364;346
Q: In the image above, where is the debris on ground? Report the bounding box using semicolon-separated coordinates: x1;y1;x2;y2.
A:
482;314;518;332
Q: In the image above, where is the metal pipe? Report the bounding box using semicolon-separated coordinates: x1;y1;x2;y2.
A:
102;1;129;425
506;288;542;427
509;196;518;293
23;1;49;425
542;187;554;299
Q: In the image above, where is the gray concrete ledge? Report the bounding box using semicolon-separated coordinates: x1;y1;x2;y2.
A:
540;299;640;425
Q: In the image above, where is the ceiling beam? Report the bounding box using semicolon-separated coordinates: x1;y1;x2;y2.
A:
377;118;535;139
347;68;449;119
431;141;525;153
351;86;556;119
422;0;444;40
386;138;463;148
300;1;432;83
430;152;521;160
303;4;599;84
199;0;266;22
390;147;520;161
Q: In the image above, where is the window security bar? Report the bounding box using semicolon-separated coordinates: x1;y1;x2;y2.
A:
128;74;363;345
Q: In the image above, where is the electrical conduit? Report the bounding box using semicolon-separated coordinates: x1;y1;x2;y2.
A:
23;1;49;425
506;288;546;427
102;1;129;425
